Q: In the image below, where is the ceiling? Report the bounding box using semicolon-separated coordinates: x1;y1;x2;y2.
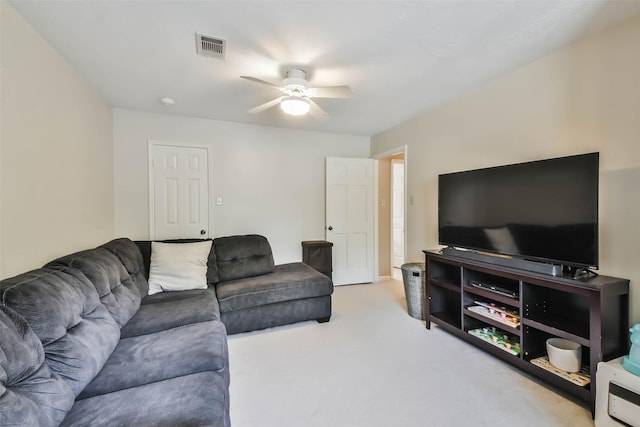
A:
10;0;640;136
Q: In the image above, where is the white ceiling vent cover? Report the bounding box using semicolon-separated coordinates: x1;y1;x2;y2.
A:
196;33;226;59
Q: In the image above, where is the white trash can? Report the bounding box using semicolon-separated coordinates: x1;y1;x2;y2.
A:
401;262;426;320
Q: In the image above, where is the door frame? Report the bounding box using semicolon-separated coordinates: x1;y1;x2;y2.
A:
148;140;215;240
374;145;408;281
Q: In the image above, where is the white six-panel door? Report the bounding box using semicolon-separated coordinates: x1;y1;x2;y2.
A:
326;157;375;286
149;143;210;239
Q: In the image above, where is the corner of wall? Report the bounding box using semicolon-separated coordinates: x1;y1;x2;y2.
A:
1;1;114;278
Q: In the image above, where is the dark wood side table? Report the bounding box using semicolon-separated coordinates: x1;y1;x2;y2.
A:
302;240;333;279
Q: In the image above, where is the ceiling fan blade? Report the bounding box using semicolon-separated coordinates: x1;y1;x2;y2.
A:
307;98;329;121
308;85;352;99
248;97;284;114
240;75;282;88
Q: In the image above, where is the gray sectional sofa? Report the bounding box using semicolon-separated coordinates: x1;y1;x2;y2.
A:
0;234;333;426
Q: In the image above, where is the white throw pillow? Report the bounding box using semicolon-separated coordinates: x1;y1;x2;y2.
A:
148;240;213;295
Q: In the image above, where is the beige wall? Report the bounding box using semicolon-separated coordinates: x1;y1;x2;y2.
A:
0;2;114;278
371;15;640;322
113;109;370;265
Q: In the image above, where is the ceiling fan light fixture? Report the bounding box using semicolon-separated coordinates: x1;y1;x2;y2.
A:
280;96;310;116
159;97;176;106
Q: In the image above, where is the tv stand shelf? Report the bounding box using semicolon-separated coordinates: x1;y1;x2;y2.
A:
424;250;630;414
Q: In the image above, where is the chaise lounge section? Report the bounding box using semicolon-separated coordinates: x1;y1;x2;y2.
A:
134;234;334;334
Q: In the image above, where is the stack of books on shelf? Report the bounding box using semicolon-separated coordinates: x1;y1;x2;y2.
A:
467;301;520;328
468;327;521;355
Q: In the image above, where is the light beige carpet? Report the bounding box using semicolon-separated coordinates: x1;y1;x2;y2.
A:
227;279;593;427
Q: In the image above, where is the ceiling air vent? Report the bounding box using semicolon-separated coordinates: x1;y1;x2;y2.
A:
196;33;226;59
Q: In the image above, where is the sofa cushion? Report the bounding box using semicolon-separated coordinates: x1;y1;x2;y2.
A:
222;295;332;335
214;234;275;281
62;372;230;427
101;238;149;297
0;305;75;426
0;268;120;396
121;287;221;338
46;248;141;328
136;238;220;284
216;262;333;312
148;240;213;295
80;320;229;399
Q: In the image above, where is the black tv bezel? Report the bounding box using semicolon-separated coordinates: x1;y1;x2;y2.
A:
437;152;599;270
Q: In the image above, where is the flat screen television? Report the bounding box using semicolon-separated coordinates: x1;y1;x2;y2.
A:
438;152;599;269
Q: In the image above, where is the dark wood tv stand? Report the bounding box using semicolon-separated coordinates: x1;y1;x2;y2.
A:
424;249;630;414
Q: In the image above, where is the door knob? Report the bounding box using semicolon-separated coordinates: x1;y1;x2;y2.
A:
328;226;333;231
200;229;206;235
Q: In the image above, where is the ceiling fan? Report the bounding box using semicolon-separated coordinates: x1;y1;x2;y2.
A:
240;67;352;120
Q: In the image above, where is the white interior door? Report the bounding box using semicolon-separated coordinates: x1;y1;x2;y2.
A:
149;143;210;239
326;157;375;286
392;159;405;268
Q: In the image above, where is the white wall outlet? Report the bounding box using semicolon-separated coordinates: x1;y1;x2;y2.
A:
216;197;223;206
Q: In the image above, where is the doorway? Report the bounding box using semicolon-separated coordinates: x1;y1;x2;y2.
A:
376;148;406;281
391;158;405;278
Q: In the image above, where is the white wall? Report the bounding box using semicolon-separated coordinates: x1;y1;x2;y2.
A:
371;15;640;322
114;109;370;264
0;2;114;279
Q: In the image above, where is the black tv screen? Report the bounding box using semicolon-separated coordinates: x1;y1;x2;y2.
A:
438;153;599;268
